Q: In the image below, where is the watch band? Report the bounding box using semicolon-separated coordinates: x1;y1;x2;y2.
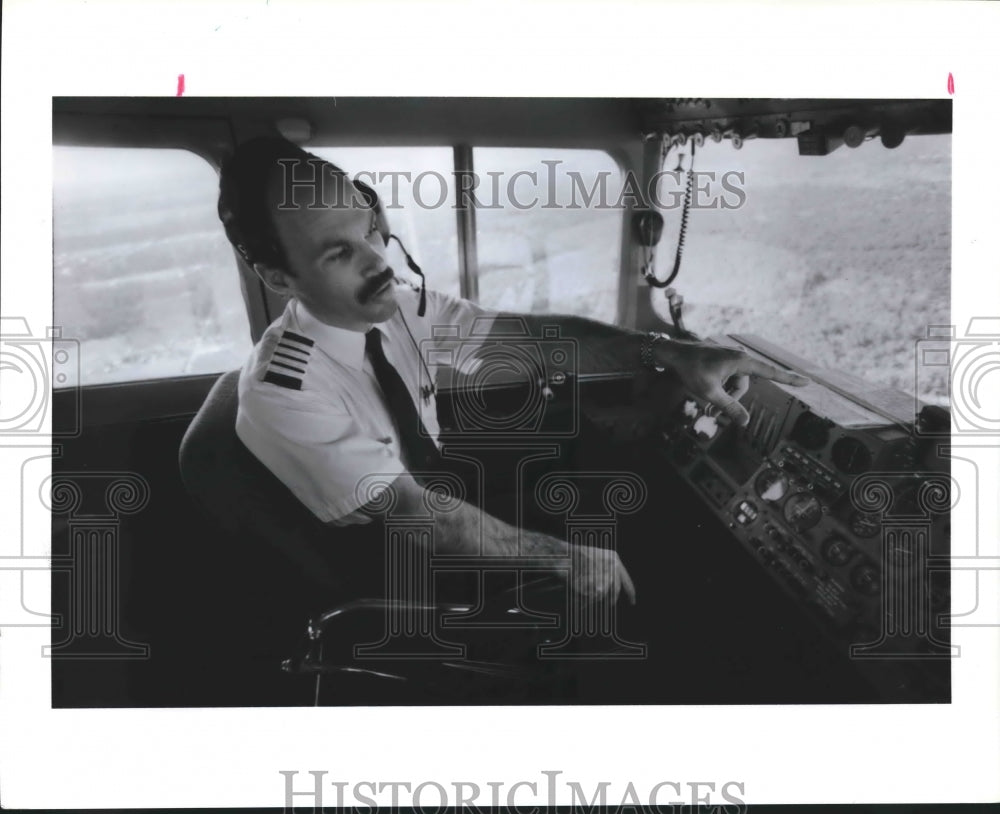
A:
640;332;667;372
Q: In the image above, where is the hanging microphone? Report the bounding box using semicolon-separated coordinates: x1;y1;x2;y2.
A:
398;309;437;406
390;235;435;403
389;234;427;317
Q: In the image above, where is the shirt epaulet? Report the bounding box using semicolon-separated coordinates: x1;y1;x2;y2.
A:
262;329;315;391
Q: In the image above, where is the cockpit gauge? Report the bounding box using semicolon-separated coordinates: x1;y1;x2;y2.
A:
755;468;790;502
820;536;855;566
789;410;831;450
850;561;881;596
831;437;873;475
849;511;882;539
783;492;823;532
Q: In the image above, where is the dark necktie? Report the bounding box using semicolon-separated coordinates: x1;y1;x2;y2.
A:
365;327;443;473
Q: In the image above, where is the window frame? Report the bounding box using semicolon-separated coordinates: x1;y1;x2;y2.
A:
52;115;639;400
463;143;632;324
51;113;253;433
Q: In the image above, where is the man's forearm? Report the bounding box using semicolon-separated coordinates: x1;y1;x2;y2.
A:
436;492;570;560
505;312;644;377
510;311;811;426
386;474;569;560
370;475;633;603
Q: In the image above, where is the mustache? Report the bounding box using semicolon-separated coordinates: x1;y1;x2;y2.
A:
357;267;395;303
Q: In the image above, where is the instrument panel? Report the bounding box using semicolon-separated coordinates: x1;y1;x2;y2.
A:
659;335;951;700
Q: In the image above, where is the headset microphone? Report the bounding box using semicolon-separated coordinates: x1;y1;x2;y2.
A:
353;178;433;400
352;178;427;318
389;234;427;317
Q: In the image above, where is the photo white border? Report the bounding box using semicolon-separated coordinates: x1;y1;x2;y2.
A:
2;0;999;808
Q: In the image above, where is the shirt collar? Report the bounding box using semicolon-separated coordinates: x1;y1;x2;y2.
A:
292;300;373;371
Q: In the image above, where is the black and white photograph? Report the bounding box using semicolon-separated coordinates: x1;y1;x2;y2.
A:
46;95;955;710
2;1;998;811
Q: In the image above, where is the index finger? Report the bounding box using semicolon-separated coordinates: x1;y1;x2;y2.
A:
736;357;810;387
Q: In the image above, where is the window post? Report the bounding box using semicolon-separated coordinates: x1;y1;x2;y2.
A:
453;144;479;302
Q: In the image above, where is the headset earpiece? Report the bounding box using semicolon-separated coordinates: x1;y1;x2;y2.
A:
352;179;391;246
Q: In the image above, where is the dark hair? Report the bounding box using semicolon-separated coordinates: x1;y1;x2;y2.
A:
217;136;344;274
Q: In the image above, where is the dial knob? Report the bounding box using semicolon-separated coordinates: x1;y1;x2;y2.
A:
850;561;881;596
821;536;855;566
850;511;882;539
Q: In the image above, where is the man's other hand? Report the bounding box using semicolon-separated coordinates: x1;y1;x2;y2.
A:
655;340;809;427
568;545;637;605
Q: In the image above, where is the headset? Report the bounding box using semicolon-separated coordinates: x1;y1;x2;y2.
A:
220;143;437;403
352;178;437;404
352;179;428;318
220;142;428;318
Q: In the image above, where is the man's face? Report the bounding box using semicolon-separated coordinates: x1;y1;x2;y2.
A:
261;161;398;330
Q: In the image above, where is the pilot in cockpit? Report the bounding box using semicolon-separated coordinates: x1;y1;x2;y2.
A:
217;136;808;609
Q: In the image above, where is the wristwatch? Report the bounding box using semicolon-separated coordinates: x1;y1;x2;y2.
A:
640;332;668;373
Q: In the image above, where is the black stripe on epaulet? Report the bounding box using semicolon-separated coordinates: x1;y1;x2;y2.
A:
262;329;312;390
282;330;315;347
263;370;303;390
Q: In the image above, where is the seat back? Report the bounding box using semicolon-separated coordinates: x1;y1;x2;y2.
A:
178;371;350;608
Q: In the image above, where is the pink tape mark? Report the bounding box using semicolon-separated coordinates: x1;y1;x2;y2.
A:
176;74;186;97
947;73;954;95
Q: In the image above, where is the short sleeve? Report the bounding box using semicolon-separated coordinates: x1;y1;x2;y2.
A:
235;384;405;524
421;289;497;343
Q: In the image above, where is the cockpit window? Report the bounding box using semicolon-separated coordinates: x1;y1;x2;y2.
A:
473;147;622;322
311;146;623;322
53;146;252;386
650;135;950;405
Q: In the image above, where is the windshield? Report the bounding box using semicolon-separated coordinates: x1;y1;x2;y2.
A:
650;134;950;406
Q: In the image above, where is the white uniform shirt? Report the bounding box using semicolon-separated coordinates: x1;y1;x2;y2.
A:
236;285;494;524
